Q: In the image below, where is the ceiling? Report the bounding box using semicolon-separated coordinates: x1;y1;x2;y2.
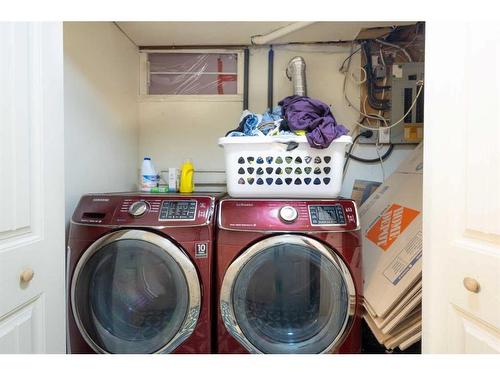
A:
116;21;415;47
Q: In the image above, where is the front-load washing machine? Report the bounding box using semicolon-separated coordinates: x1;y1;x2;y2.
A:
216;197;362;354
67;192;222;354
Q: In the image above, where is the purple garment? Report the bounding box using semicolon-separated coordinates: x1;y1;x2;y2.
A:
278;95;349;149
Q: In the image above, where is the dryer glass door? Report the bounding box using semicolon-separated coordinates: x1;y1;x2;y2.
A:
71;230;201;354
220;235;355;354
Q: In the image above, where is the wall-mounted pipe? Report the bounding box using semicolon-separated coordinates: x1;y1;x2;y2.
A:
243;48;249;110
267;47;274;110
251;22;315;45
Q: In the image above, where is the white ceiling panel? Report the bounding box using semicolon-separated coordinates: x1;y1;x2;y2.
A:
116;21;416;47
271;21;414;43
116;22;291;46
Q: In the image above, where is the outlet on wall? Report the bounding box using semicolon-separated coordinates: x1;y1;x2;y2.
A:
379;127;391;144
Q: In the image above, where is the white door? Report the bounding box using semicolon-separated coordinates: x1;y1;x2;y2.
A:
0;22;65;353
423;21;500;353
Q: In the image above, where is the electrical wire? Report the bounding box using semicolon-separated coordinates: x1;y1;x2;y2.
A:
348;144;394;163
399;23;422;51
362;42;391;110
375;139;386;181
343;131;365;174
363;84;388;127
339;46;362;72
343;130;394;170
377;47;388;125
341;43;393;123
339;30;404;72
340;29;422;180
341;42;393;180
402;30;420;50
379;47;386;68
341;43;391;122
375;38;413;62
360;66;389;180
347;66;367;85
351;41;424;132
355;81;424;131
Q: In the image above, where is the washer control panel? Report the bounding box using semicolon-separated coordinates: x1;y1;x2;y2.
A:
159;200;197;221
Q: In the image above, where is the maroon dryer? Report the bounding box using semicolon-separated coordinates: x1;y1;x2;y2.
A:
67;192;221;354
216;197;362;354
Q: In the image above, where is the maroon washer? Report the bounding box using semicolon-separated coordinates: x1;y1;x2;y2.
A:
216;197;362;354
67;192;222;354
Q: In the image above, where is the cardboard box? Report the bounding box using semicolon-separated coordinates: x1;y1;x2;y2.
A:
351;179;382;207
381;294;421;334
361;145;423;318
386;322;421;350
370;279;422;330
364;306;421;349
399;331;422;351
395;142;423;175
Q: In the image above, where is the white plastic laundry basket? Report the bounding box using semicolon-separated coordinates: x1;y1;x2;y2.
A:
219;135;352;198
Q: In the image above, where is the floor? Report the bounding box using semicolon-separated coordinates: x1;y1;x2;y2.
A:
361;321;421;354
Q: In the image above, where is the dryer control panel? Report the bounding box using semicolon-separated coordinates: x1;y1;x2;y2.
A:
159;200;197;221
72;194;215;227
219;199;358;232
115;196;209;226
308;204;346;225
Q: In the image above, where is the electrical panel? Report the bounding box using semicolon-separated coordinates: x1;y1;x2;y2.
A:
359;62;424;144
390;62;424;144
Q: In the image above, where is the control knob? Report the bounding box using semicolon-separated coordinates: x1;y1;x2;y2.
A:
279;205;298;223
128;200;149;217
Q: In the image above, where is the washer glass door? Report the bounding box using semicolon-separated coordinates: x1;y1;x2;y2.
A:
221;235;355;354
72;230;200;354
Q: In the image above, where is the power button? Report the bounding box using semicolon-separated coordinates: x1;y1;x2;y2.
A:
279;206;298;223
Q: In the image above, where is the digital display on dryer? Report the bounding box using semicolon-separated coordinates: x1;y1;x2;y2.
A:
308;205;346;225
159;200;197;221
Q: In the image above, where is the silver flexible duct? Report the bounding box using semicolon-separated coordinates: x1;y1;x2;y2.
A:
286;56;307;96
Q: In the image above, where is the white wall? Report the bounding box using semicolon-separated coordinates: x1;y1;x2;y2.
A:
138;43;415;197
248;45;359;123
139;100;242;172
64;22;139;225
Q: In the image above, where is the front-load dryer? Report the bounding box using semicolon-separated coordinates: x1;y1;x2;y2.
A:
67;192;222;354
216;197;362;354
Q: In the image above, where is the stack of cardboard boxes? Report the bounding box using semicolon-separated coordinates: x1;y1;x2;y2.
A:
360;144;423;351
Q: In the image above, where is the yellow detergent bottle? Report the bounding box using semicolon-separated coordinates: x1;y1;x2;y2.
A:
179;159;195;193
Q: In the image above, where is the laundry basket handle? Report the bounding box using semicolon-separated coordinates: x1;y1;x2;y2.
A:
270;140;299;151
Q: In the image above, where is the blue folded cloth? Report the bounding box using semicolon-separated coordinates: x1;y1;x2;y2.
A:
227;131;246;137
244;114;262;135
226;108;284;137
262;106;282;123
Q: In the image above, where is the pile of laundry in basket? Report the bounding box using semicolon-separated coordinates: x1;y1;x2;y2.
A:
225;95;349;149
